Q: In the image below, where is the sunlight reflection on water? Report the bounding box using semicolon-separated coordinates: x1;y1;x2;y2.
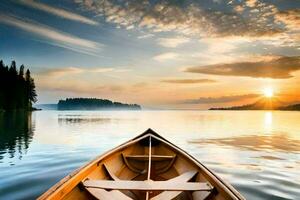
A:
264;111;273;132
0;110;300;200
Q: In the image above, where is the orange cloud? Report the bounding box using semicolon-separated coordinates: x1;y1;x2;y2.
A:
161;79;216;84
275;9;300;31
181;94;260;104
185;56;300;79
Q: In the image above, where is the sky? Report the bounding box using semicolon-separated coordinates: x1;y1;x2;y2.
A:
0;0;299;109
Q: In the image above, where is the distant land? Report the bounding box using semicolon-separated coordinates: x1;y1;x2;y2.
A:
57;98;141;110
35;104;57;110
210;97;300;111
280;104;300;111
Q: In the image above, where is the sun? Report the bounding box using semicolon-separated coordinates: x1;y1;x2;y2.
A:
263;88;274;98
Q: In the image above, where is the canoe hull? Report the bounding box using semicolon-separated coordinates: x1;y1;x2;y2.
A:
38;129;245;200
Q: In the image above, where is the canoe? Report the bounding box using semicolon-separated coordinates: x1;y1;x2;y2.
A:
38;129;245;200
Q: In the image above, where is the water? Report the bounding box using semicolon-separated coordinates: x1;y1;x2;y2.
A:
0;110;299;200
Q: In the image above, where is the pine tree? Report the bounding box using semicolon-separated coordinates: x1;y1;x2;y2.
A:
0;60;4;110
9;61;18;76
0;60;37;111
25;69;37;108
19;65;24;77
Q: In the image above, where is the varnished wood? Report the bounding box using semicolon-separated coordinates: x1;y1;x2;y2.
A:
85;188;133;200
192;191;213;200
145;136;152;200
151;170;200;200
125;155;175;161
83;180;213;191
103;164;119;180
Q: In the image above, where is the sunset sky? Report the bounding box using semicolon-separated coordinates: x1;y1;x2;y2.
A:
0;0;299;109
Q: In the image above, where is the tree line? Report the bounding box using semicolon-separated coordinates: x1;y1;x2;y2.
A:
58;98;141;110
0;60;37;111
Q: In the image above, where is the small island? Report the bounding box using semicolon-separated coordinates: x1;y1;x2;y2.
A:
57;98;141;110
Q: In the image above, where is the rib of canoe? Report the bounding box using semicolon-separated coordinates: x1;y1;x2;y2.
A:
38;129;245;200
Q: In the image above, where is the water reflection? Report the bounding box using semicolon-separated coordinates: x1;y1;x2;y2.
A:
264;111;273;131
189;133;300;152
58;117;113;124
58;114;137;125
264;112;273;125
0;111;34;161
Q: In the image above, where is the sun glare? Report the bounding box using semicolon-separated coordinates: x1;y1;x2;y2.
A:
263;88;274;98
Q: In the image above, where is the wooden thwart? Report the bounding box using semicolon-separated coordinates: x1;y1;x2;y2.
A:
83;180;212;191
125;155;176;161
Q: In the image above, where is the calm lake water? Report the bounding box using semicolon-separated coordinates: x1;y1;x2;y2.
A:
0;110;299;200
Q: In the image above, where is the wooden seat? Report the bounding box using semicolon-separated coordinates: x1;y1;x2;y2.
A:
83;180;212;191
83;170;212;192
125;155;176;161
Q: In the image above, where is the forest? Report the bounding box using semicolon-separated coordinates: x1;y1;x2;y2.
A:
0;60;37;111
58;98;141;110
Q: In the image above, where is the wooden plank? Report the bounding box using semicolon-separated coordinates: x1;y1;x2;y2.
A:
126;155;175;161
145;136;152;200
83;180;213;191
147;136;152;180
165;171;198;182
151;171;199;200
103;164;120;180
146;136;152;200
85;188;133;200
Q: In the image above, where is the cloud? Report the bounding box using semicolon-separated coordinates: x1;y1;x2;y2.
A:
184;56;300;79
75;0;284;39
36;68;127;94
275;9;300;31
157;36;190;48
38;67;84;76
138;33;154;39
161;79;216;84
234;5;245;13
245;0;257;8
37;67;129;77
182;94;260;104
19;0;98;25
0;14;101;55
153;52;179;62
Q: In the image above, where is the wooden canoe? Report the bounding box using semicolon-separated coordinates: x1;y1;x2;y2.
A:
38;129;245;200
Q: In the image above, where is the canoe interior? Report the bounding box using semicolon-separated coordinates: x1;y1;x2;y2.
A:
38;129;244;200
